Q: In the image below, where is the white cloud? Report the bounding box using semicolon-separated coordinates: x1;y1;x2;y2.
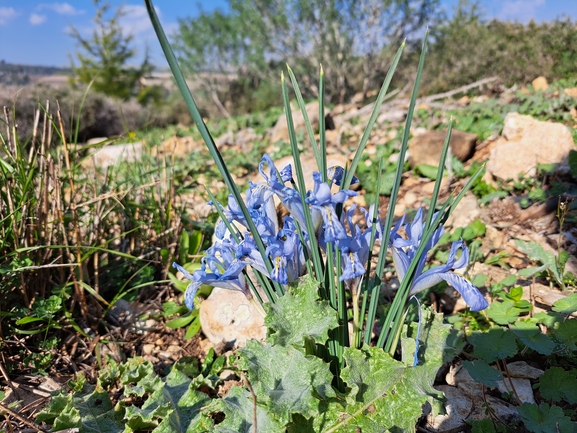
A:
119;5;157;36
498;0;546;22
38;3;84;16
0;7;18;25
30;13;47;25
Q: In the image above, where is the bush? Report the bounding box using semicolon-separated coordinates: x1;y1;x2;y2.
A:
420;2;577;94
0;84;179;143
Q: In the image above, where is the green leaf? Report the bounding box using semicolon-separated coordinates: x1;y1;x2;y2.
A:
471;418;497;433
36;383;124;432
462;360;502;387
237;340;336;425
569;149;577;179
415;163;440;179
125;369;212;432
179;230;190;265
554;319;577;350
517;403;575;433
264;275;338;347
166;311;196;329
470;328;518;363
462;219;486;240
532;311;564;328
507;286;524;302
552;293;577;314
334;346;437;432
207;386;282;433
510;320;555;355
538;367;577;404
518;265;548;278
486;300;524;325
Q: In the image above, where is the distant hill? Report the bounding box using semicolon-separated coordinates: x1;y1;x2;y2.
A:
0;61;71;86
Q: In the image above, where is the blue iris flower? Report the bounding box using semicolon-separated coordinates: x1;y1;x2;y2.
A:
306;172;357;243
390;209;488;312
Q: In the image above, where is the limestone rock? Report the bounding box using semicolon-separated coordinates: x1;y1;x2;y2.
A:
497;377;536;404
83;142;143;168
155;135;201;158
507;361;544;380
408;129;477;167
200;287;266;349
487;113;575;180
427;385;472;433
270;101;325;144
564;87;577;98
532;76;549;91
445;192;481;228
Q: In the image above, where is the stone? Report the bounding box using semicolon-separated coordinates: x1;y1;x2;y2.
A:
155;135;201;158
487;113;576;180
564;87;577;98
351;91;365;104
270;101;325;144
83;142;143;168
532;76;549;91
377;110;406;124
470;395;520;424
200;287;267;349
457;95;470;105
426;385;472;433
215;130;234;147
142;343;155;356
497;378;535;404
408;129;477;167
445;192;481;228
403;191;417;208
453;366;484;399
507;361;544;380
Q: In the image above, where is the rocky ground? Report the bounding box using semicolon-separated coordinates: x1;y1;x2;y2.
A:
3;76;577;431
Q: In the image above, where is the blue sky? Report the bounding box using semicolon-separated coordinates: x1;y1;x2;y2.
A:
0;0;576;68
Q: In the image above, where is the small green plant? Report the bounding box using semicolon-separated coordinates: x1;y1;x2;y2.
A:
164;229;206;339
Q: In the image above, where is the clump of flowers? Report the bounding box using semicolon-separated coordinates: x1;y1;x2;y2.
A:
174;153;488;340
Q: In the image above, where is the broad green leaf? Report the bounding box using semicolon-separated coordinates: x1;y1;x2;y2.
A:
125;369;211;432
510;320;555;355
554;319;577;350
206;386;282;433
518;265;548;278
471;418;497;433
517;403;575;433
462;219;486;240
486;300;524;324
334;345;440;432
469;328;518;363
531;311;564;328
415;163;440;179
264;275;338;347
462;360;502;387
507;286;524;302
238;340;336;425
552;293;577;314
538;367;577;404
36;384;124;432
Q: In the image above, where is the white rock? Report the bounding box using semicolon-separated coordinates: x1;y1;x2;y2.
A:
427;385;472;433
487;113;576;180
445;192;481;228
506;361;544;379
497;377;536;404
200;288;266;349
84;142;143;168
